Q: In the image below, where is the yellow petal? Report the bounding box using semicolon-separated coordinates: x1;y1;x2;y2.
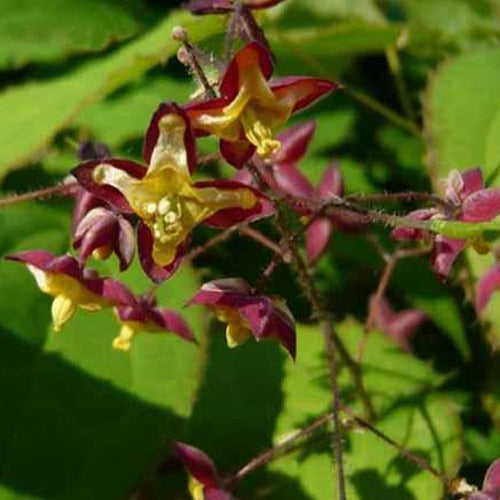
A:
51;295;77;332
112;323;136;352
148;113;189;176
226;322;252;348
188;475;205;500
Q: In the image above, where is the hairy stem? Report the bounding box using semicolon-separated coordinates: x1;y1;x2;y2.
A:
0;182;75;209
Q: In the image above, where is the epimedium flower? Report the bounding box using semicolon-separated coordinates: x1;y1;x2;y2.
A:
112;290;195;351
73;206;135;271
188;278;296;358
174;442;232;500
70;142;136;271
72;103;270;282
185;42;339;168
5;251;134;332
368;295;426;351
392;168;500;279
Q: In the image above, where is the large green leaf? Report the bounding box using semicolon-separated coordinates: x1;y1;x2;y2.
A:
0;0;142;69
423;48;500;185
265;321;462;499
269;21;401;74
0;202;206;499
404;0;500;55
0;11;221;177
74;76;191;150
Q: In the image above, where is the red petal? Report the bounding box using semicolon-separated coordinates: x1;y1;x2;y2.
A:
5;250;57;270
270;77;340;114
482;458;500;495
220;42;274;99
220;138;255;168
143;102;198;174
317;164;343;198
390;208;435;241
72;159;146;214
189;278;252;307
115;217;136;271
431;235;466;279
475;264;500;313
306;218;333;263
174;442;219;488
272;163;314;198
462;188;500;222
137;222;187;283
154;308;196;343
273;121;316;164
460;167;484;197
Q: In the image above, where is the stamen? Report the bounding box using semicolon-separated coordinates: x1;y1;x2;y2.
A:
158;197;171;215
52;295;77;332
241;107;281;158
145;202;157;214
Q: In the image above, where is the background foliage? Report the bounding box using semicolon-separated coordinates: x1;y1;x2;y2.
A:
0;0;499;498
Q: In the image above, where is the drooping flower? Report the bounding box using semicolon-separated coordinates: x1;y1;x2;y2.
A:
187;0;285;15
470;458;500;500
112;291;195;351
188;278;296;358
5;251;134;332
73;207;135;271
174;442;232;500
392;168;500;279
70;142;136;270
72;103;271;282
475;263;500;314
368;295;426;350
185;42;339;167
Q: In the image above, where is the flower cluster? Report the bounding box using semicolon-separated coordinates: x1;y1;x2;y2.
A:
6;34;338;356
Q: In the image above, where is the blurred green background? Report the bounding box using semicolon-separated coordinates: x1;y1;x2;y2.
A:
0;0;499;498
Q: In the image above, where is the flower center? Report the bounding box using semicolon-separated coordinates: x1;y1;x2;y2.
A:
142;195;185;245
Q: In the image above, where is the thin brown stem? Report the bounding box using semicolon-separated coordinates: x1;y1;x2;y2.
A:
0;182;75;209
174;29;217;98
323;323;347;500
185;226;239;261
224;412;334;488
341;405;449;485
346;191;450;209
238;226;283;256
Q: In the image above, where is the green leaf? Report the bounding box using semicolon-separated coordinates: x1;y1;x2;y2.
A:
405;0;500;55
0;0;142;69
0;10;221;177
269;21;401;65
0;203;206;499
392;258;469;359
74;76;192;151
424;48;500;185
265;321;463;499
